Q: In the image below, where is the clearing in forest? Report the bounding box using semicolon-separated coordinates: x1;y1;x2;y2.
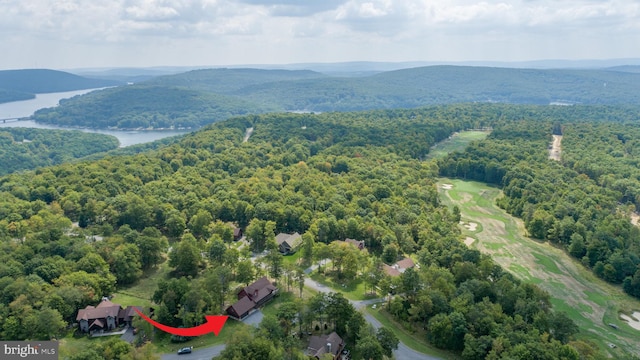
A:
437;179;640;357
425;130;490;160
549;134;562;161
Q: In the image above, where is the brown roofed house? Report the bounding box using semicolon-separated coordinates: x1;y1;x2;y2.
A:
233;227;243;241
226;277;278;320
226;296;255;320
383;257;416;277
306;332;344;359
276;232;302;254
76;299;140;333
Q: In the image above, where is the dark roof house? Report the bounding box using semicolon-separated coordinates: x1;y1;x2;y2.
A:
226;296;255;320
233;227;243;241
276;232;302;254
306;332;344;359
226;277;278;320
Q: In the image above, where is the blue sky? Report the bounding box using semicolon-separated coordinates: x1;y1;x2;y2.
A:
1;0;639;69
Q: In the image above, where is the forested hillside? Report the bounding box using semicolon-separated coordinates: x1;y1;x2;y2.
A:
438;105;640;300
0;89;33;104
32;85;277;129
0;128;119;175
29;66;640;129
0;69;121;104
0;105;603;359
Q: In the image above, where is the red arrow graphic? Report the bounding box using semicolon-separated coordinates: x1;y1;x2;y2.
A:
134;308;228;337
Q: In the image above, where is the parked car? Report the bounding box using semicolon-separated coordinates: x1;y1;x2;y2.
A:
177;347;192;355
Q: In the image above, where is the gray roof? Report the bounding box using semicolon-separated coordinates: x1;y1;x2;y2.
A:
276;232;302;249
306;332;343;358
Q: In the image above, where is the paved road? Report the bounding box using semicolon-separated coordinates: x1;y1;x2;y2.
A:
304;277;441;360
161;345;225;360
160;271;441;360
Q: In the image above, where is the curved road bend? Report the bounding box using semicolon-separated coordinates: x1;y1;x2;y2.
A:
305;278;442;360
162;278;441;360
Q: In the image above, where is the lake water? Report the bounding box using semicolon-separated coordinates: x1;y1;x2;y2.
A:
0;89;192;147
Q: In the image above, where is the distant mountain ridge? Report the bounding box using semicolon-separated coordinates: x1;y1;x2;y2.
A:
0;69;122;104
28;64;640;129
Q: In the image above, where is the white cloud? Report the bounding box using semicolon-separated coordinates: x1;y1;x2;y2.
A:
0;0;638;68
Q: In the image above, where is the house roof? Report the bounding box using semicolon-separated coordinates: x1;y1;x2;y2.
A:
276;232;302;249
306;332;343;358
89;319;104;329
118;306;142;320
245;277;271;295
233;228;242;237
243;276;277;303
396;258;415;270
76;299;121;321
383;258;416;277
227;296;255;318
383;264;402;277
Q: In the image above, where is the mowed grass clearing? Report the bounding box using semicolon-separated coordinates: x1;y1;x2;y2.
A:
437;178;640;357
425;130;490;160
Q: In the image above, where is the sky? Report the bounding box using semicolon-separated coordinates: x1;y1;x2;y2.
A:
0;0;639;70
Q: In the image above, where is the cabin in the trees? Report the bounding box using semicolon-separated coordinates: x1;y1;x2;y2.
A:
76;299;141;333
226;277;278;319
233;227;243;241
344;238;365;250
305;332;344;359
276;232;302;254
383;257;415;277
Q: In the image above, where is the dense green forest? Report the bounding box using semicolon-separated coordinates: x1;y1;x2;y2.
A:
0;128;119;175
0;89;34;104
0;69;121;104
438;106;640;300
29;66;640;129
0;105;612;359
32;85;277;129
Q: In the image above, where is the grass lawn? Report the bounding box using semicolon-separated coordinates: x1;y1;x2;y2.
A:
152;318;248;354
426;130;490;160
282;251;303;266
309;271;377;301
58;330;116;359
364;306;460;360
438;178;640;357
113;261;172;307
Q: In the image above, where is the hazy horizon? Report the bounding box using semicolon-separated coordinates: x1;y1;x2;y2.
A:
1;1;639;70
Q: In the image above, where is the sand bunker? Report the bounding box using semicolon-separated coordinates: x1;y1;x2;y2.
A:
464;222;478;231
441;184;453;190
621;312;640;331
464;237;475;246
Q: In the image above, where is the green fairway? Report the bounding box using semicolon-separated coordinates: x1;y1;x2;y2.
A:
425;130;490;160
438;178;640;357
